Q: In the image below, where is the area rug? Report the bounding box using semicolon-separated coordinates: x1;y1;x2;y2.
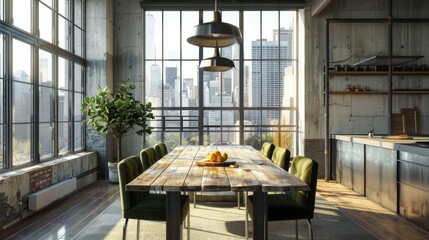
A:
73;194;376;240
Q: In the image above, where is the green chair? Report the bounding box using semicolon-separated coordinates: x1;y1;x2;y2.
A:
271;146;291;171
260;142;275;159
140;147;158;168
118;155;190;240
246;156;318;239
154;143;168;160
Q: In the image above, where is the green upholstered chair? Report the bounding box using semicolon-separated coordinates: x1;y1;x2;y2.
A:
246;156;318;240
118;155;190;240
271;146;291;171
154;143;168;160
260;142;275;159
140;147;158;169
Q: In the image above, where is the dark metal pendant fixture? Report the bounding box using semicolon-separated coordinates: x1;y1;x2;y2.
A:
187;0;243;48
199;46;235;72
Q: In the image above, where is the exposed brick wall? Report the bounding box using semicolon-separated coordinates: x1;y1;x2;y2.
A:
29;167;52;193
304;139;325;179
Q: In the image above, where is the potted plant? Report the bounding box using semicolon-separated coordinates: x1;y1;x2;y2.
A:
81;83;154;183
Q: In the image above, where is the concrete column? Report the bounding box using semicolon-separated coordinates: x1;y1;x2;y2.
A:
86;0;114;179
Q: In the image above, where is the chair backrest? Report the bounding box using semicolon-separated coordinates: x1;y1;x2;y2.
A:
271;147;291;171
261;142;275;159
118;156;148;216
140;147;158;170
154;143;168;159
288;156;318;216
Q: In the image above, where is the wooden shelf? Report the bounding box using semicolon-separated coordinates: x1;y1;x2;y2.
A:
330;90;429;94
328;71;429;76
393;90;429;94
330;91;387;94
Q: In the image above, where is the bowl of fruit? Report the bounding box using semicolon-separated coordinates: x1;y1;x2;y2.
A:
196;150;235;166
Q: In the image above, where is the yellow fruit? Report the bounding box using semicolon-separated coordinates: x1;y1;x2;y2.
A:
216;155;224;162
209;153;217;162
213;151;221;157
221;153;228;160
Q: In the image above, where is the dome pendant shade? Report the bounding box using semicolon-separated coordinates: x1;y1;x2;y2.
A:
187;11;243;48
199;47;235;72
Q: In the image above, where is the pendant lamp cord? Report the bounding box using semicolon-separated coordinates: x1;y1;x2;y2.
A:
215;0;217;11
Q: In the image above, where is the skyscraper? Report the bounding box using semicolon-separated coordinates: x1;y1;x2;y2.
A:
250;27;293;124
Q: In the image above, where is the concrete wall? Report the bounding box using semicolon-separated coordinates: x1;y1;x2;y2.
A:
0;152;98;229
86;0;115;178
113;0;145;158
305;0;429;177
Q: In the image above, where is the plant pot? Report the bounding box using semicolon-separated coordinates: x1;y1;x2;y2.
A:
108;162;119;184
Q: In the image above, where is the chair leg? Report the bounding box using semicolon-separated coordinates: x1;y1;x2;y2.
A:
193;192;197;208
307;219;313;240
237;192;241;209
295;220;299;240
137;219;140;240
244;191;248;240
122;218;128;240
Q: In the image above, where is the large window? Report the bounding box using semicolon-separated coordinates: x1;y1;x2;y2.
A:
144;10;299;155
0;0;85;171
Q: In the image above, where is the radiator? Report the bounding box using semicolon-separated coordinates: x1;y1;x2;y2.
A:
28;177;77;211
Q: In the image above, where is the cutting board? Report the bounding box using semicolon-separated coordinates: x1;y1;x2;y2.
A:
196;160;236;166
381;135;413;140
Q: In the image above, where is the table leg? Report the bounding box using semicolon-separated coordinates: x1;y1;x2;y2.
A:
252;191;267;240
167;191;182;240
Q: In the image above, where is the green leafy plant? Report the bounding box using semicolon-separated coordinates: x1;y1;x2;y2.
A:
81;83;154;162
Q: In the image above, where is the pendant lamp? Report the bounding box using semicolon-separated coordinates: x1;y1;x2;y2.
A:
199;47;235;72
187;0;243;48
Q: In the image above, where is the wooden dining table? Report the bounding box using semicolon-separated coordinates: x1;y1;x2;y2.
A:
126;145;309;240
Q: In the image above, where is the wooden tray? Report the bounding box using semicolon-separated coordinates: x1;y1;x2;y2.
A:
196;160;236;166
381;135;413;140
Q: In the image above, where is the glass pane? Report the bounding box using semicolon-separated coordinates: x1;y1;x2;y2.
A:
0;0;4;21
74;26;83;57
280;110;295;126
39;123;53;159
145;11;161;60
182;61;199;107
74;93;82;119
183;131;198;145
39;3;53;43
182;11;199;59
13;82;32;123
58;90;69;121
59;16;71;50
163;61;179;107
282;61;297;108
39;50;53;86
74;0;83;28
12;124;31;166
262;110;279;125
261;61;280;107
0;34;3;78
39;86;53;122
58;0;70;19
0;125;3;169
13;39;31;83
58;57;70;89
41;0;52;7
74;122;82;151
280;11;295;60
245;110;261;125
204;110;220;126
164;12;180;59
262;11;278;58
74;63;82;92
243;60;251;107
58;122;69;153
203;72;222;107
0;80;2;123
164;132;180;150
13;0;31;32
145;61;161;105
244;11;260;59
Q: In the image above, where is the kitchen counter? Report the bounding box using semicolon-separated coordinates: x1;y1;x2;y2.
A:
332;134;429;231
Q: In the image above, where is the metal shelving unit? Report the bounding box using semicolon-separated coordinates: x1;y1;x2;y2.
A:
323;0;429;180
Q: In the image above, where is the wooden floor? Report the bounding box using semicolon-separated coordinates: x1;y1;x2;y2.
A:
0;179;428;239
317;180;429;240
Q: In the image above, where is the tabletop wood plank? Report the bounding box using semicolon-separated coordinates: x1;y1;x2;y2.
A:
127;145;309;193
